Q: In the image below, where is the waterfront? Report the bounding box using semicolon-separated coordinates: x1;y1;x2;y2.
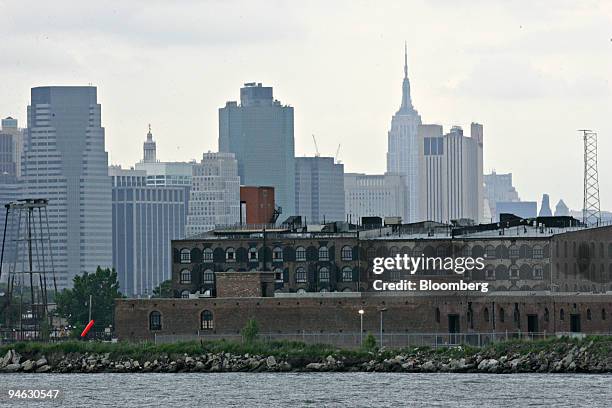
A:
1;372;611;407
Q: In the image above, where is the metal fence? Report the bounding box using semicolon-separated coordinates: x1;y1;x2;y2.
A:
0;328;113;344
154;331;611;348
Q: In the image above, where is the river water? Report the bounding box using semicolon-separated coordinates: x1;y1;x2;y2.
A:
0;372;610;407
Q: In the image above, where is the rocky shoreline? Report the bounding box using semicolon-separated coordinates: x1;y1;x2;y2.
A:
2;339;612;374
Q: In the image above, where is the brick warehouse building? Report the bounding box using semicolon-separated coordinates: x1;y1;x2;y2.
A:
115;217;612;342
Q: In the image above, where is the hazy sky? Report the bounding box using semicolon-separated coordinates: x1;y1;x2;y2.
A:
1;0;610;211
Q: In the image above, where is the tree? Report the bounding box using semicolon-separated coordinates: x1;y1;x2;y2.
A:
152;279;173;298
55;267;123;334
241;319;259;344
363;332;377;350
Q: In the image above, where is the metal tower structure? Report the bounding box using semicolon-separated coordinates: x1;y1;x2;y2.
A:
0;198;58;340
578;130;601;226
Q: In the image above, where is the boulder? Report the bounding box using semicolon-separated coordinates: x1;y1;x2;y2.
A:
306;362;324;371
266;356;277;368
21;360;35;372
4;363;21;372
36;358;48;367
36;365;52;373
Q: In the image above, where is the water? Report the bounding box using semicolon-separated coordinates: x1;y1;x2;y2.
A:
0;373;610;407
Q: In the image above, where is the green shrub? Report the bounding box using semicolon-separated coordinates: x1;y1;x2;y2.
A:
241;319;259;344
363;332;377;350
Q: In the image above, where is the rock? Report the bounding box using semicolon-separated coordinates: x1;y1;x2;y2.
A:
185;356;194;364
325;355;336;366
306;362;324;371
36;365;52;373
21;360;35;372
421;361;436;371
1;350;13;368
266;356;277;368
195;361;205;370
4;363;21;372
11;350;21;365
36;358;48;367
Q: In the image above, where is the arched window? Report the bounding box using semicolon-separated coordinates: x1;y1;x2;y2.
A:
435;308;440;323
249;247;258;261
181;290;190;299
544;308;550;322
533;246;543;259
509;245;519;259
484;307;489;322
296;246;306;261
485;266;495;280
226;247;235;261
319;246;329;261
319;266;330;282
560;308;565;321
180;248;191;263
180;269;191;284
341;246;353;261
295;267;307;283
203;247;213;262
149;311;162;331
342;266;353;282
602;309;607;320
499;308;505;323
587;308;592;320
201;310;214;330
485;245;496;259
273;246;283;261
533;265;543;279
203;269;214;283
509;265;519;279
274;267;284;282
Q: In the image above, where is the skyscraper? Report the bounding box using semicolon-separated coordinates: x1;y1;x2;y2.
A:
142;124;157;163
419;124;446;223
185;152;240;236
23;86;112;288
219;82;295;219
344;173;407;223
387;44;422;222
110;166;188;296
295;156;345;223
483;171;520;221
539;194;553;217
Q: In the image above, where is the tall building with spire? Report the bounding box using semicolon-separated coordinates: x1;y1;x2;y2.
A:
143;124;156;163
387;44;422;222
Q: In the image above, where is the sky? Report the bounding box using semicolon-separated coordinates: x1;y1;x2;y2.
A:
0;0;610;212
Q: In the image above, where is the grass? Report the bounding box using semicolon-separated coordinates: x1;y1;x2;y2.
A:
1;336;609;363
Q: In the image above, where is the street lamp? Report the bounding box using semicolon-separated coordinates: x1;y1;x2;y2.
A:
358;309;365;346
379;308;388;348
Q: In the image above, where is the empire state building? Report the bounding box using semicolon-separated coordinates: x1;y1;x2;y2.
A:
386;44;422;223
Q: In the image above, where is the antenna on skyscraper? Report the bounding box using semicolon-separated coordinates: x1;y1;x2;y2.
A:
311;134;320;157
335;144;341;163
578;129;601;226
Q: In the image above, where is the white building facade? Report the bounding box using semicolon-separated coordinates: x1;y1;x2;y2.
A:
186;152;240;236
344;173;407;223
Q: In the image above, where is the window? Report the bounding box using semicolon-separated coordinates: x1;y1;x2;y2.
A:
533;246;543;259
435;308;440;323
296;246;306;261
534;265;543;279
296;267;307;283
499;308;505;323
509;246;519;259
201;310;214;330
180;248;191;263
203;248;213;262
319;246;329;261
342;267;353;282
273;247;283;261
180;269;191;284
149;311;162;331
341;246;353;261
485;245;495;259
587;309;592;320
226;247;235;261
319;267;330;283
560;308;565;321
484;308;489;322
510;265;519;279
274;267;283;282
203;269;214;283
544;308;549;322
485;266;495;280
602;309;607;320
181;290;190;299
249;247;258;261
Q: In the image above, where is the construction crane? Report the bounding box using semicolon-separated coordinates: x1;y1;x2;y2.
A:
335;144;341;163
312;134;320;157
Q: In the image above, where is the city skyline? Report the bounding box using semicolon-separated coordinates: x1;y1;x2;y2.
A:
0;1;610;212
